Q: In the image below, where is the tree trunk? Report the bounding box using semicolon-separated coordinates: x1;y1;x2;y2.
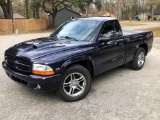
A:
102;0;104;11
86;5;89;17
151;4;155;20
36;8;40;19
109;0;111;16
51;13;57;27
129;15;132;22
1;4;10;19
117;0;121;20
98;11;100;16
33;10;36;19
122;12;124;19
128;11;133;22
25;0;29;19
7;0;11;17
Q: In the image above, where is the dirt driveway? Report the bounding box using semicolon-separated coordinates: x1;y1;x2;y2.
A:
0;33;160;120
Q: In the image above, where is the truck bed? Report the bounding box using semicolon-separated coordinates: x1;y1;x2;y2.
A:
122;29;148;36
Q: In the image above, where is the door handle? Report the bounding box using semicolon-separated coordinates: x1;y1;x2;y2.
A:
99;42;105;45
107;41;117;45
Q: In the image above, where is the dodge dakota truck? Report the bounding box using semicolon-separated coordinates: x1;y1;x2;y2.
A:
2;17;153;102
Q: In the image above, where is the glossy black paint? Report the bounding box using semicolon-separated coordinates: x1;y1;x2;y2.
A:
3;62;61;91
2;17;153;91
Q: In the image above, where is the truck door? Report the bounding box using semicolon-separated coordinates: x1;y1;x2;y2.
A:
94;20;126;75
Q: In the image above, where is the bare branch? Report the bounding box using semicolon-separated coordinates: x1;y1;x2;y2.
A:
53;0;59;5
55;0;67;7
42;1;51;14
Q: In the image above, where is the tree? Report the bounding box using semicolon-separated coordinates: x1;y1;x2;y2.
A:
71;0;94;17
12;0;26;18
95;0;103;13
105;0;116;17
121;0;138;20
25;0;29;19
0;0;12;19
29;0;41;19
70;0;86;13
147;0;160;20
84;0;94;17
42;0;68;27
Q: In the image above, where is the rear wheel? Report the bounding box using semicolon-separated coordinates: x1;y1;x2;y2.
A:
57;65;92;102
129;47;146;70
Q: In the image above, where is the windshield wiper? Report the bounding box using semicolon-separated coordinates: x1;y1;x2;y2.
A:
50;34;59;41
50;34;57;38
60;36;78;41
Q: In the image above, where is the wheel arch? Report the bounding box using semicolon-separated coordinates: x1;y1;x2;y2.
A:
136;43;148;55
61;57;95;78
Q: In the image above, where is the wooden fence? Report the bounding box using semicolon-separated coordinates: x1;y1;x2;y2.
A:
0;19;49;33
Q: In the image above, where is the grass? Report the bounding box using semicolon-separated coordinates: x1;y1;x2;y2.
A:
120;22;145;27
137;27;160;37
120;21;160;37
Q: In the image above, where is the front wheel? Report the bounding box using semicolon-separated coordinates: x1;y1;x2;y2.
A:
129;47;146;70
57;65;92;102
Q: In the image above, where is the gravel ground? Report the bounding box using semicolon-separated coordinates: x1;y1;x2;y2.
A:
0;33;160;120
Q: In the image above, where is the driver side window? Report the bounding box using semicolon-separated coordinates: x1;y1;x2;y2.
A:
100;21;119;39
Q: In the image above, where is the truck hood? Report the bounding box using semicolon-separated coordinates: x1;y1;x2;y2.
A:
5;37;92;62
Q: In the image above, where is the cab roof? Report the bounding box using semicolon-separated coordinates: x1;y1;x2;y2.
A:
77;17;117;22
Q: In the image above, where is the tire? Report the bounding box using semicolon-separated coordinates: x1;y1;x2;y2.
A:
57;65;92;102
129;47;146;70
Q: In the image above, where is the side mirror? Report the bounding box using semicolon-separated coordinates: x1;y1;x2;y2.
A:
111;32;122;38
98;37;109;41
98;34;111;41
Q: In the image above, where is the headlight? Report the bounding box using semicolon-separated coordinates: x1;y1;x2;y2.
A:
32;64;55;76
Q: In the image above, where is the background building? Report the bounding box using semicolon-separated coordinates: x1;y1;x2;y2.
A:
51;8;81;27
0;6;25;19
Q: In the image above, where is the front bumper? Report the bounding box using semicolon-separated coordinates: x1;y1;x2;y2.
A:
148;45;152;53
2;61;62;92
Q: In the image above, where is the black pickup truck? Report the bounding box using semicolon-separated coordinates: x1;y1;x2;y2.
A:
2;17;153;102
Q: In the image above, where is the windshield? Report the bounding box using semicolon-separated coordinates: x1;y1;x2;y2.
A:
53;19;100;41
